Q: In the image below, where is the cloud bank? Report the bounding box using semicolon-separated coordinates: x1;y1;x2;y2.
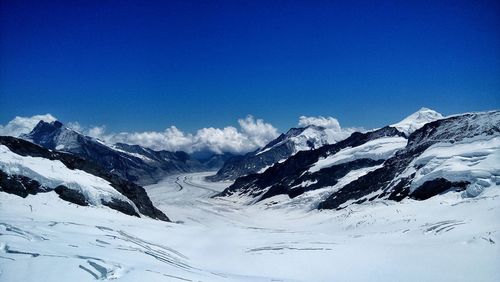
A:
298;116;341;131
0;114;279;154
103;116;278;154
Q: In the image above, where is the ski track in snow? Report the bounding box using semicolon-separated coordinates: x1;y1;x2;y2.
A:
1;171;499;281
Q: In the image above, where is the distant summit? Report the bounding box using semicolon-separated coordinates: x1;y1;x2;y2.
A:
391;107;444;136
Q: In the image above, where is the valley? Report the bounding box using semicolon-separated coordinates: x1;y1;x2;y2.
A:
1;172;498;281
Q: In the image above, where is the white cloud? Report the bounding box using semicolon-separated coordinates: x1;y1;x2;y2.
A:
70;115;279;154
87;126;107;139
0;114;57;137
298;116;341;131
238;115;279;148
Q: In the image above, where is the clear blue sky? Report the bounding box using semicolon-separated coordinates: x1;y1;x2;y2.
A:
1;0;499;132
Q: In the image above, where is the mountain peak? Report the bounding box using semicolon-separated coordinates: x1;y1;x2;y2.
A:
392;108;444;136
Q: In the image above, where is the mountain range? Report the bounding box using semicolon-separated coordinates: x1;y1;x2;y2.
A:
22;120;229;185
216;109;499;211
1;107;498;219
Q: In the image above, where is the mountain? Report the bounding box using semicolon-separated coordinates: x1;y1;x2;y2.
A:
391;107;444;136
216;110;498;210
190;151;236;170
0;136;169;221
319;110;499;209
21;120;206;185
217;126;405;200
208;125;351;181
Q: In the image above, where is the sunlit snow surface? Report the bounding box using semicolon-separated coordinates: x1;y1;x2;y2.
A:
391;107;444;135
1;172;499;281
308;136;407;173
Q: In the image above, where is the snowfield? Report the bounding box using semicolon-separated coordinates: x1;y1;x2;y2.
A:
1;171;499;281
308;136;407;173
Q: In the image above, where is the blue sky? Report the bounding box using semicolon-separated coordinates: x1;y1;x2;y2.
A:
1;0;499;133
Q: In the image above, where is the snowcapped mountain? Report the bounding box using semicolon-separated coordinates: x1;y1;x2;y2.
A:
21;120;208;185
0;136;169;220
391;107;444;136
208;125;351;181
217;126;405;200
216;110;499;210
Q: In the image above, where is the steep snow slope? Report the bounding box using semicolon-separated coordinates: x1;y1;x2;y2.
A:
0;172;498;282
391;107;444;136
0;145;136;209
405;136;500;195
319;110;500;209
308;136;407;173
0;136;169;221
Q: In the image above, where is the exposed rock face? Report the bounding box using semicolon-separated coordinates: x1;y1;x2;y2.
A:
0;136;169;221
54;185;89;206
0;170;49;197
209;125;350;181
101;198;140;217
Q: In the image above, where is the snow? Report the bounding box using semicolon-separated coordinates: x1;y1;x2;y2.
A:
1;171;499;281
391;108;443;135
409;136;500;193
290;126;349;152
258;165;272;173
256;126;351;156
0;145;136;210
110;145;154;162
308;136;407;173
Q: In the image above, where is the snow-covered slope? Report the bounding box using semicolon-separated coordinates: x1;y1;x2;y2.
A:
256;125;350;155
391;107;444;136
0;145;137;210
308;136;407;173
218;110;499;211
217;126;405;201
319;110;500;209
0;136;169;220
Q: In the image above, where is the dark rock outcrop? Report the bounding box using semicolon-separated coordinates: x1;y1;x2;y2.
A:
54;185;89;206
0;170;49;197
101;198;140;217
